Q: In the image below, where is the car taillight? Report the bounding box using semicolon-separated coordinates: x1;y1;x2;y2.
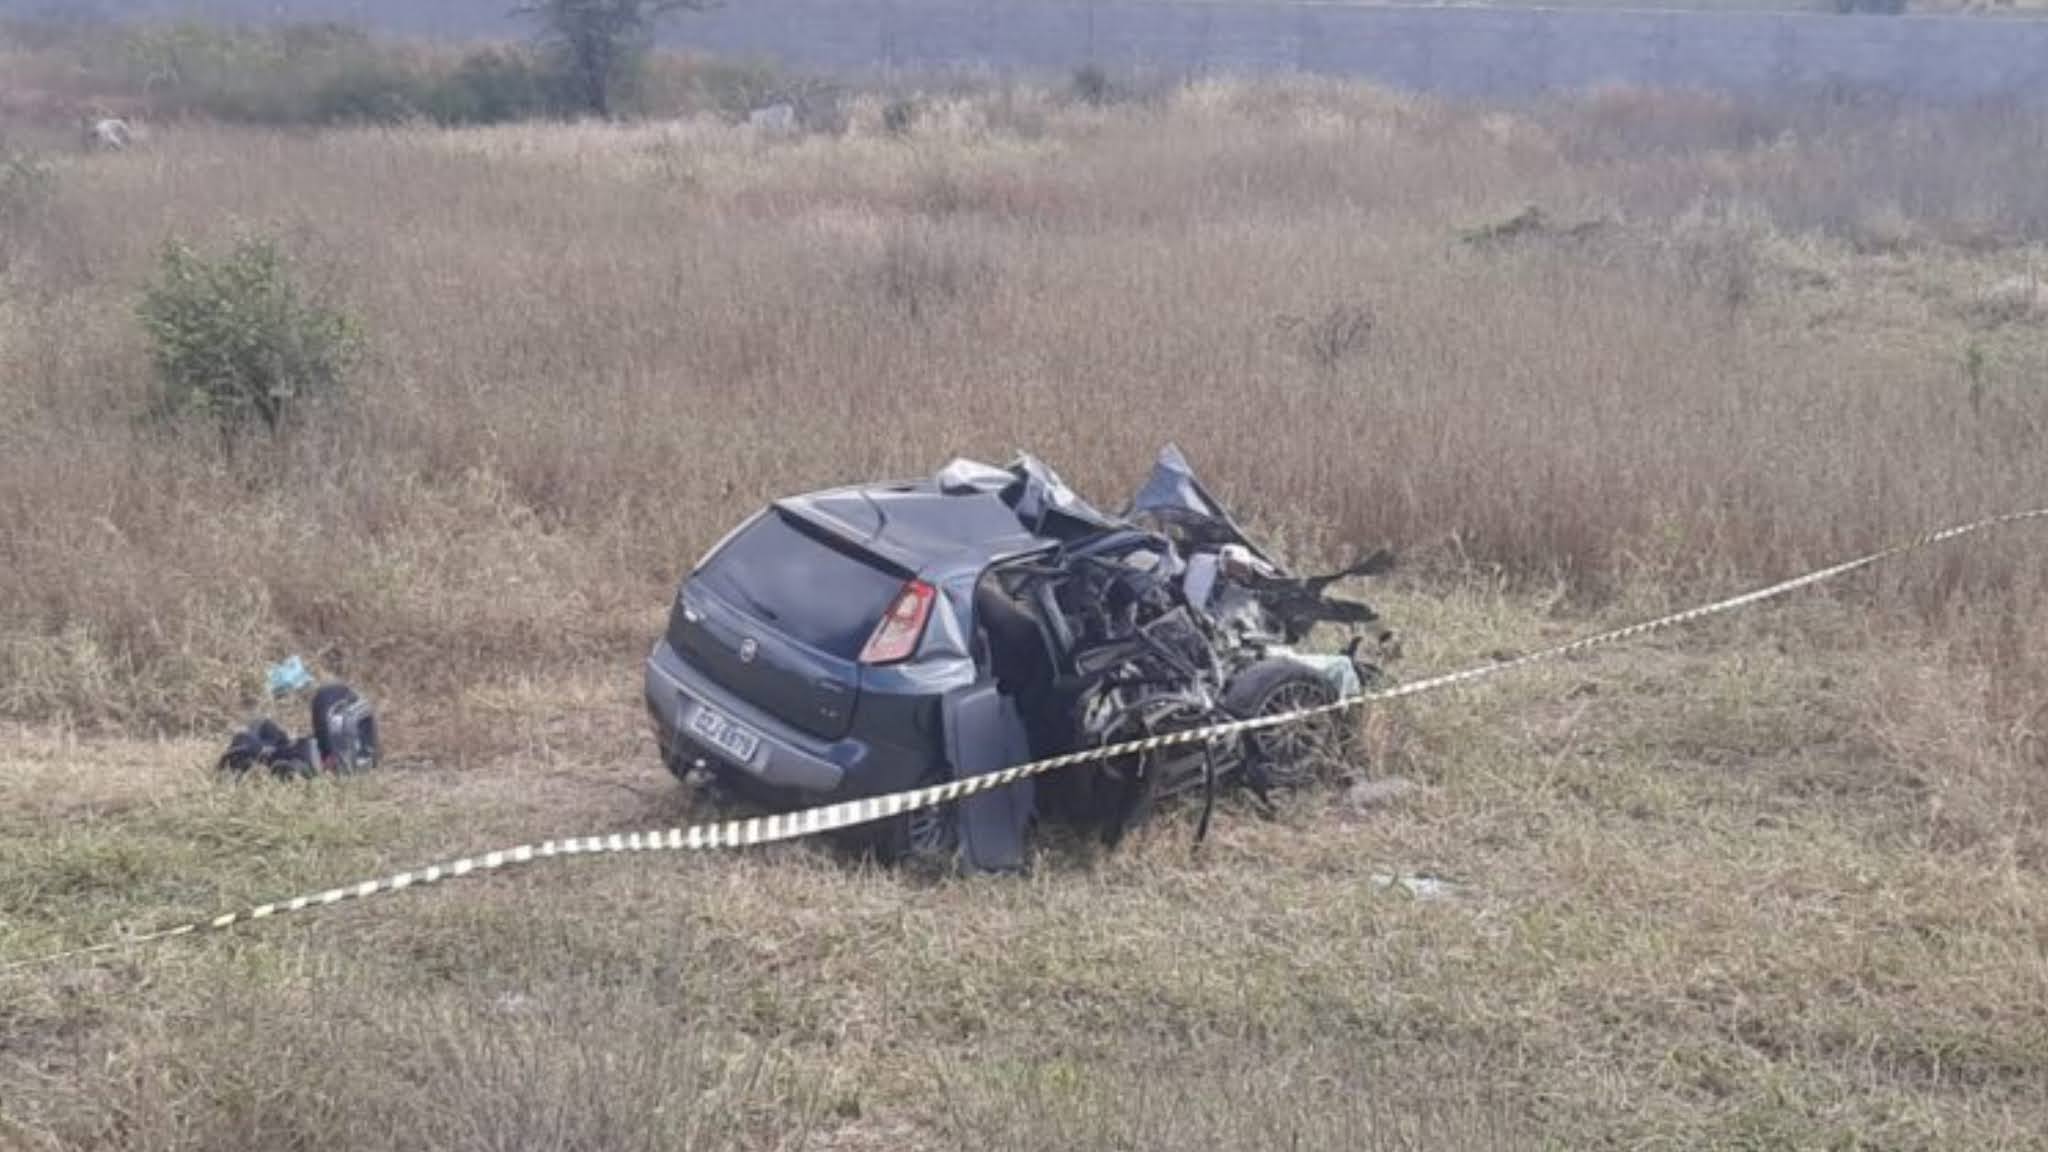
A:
860;580;936;665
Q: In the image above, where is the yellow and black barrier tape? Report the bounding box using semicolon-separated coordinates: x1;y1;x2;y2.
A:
7;506;2048;974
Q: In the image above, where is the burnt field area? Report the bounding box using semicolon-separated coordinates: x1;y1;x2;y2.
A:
3;48;2048;1151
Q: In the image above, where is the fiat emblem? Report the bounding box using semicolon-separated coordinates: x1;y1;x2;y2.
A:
738;638;759;663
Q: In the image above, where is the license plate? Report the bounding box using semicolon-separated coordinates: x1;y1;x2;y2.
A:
689;705;761;765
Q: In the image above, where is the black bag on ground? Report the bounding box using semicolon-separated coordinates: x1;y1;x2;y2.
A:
217;683;379;780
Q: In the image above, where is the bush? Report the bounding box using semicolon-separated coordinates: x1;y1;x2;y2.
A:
641;53;785;118
109;20;526;128
117;21;388;123
219;44;559;127
427;48;561;125
882;97;918;135
139;236;360;437
308;64;431;125
1072;63;1113;106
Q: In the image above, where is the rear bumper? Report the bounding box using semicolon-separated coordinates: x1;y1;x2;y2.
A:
644;639;850;796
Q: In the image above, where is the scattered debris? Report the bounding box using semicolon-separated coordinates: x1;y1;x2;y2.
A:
1460;205;1606;248
1370;872;1462;900
747;102;800;137
218;682;381;781
266;655;314;699
1346;776;1423;810
645;445;1399;872
83;117;132;153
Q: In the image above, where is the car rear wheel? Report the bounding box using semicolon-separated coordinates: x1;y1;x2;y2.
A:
1223;659;1351;791
872;774;959;868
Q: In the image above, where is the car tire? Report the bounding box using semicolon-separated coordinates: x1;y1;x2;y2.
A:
1222;658;1350;791
872;774;960;869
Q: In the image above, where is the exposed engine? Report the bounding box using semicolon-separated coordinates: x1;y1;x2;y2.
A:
968;446;1397;844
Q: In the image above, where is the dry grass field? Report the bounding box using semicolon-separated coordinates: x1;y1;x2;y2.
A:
4;71;2048;1149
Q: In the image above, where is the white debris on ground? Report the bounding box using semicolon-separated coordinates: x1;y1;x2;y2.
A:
747;103;799;136
85;117;133;152
1346;776;1423;810
1371;873;1462;900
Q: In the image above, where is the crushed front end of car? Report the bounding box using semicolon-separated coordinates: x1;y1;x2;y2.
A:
645;444;1395;872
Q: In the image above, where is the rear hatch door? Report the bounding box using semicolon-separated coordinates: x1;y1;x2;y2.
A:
670;509;910;742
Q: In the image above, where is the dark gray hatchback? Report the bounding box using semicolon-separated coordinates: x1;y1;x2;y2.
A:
645;465;1062;861
646;449;1393;871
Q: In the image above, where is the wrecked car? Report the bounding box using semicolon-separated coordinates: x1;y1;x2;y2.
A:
643;446;1395;871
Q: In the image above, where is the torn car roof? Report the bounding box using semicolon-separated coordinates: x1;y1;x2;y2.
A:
776;446;1210;580
776;483;1052;579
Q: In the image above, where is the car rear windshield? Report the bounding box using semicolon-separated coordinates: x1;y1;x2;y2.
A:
695;511;906;660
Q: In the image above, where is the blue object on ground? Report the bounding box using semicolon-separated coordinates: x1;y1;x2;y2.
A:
267;655;313;699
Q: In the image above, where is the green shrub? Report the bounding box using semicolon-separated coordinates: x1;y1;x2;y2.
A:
640;53;785;118
312;49;565;127
139;236;360;437
1071;64;1113;107
427;48;561;125
308;64;431;125
114;20;431;125
882;97;918;135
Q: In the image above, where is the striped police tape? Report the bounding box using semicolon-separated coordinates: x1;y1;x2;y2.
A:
6;505;2048;974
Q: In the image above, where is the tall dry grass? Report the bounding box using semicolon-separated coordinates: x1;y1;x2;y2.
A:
3;80;2048;752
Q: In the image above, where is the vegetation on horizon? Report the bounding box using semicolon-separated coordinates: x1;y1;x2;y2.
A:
0;11;774;130
516;0;714;117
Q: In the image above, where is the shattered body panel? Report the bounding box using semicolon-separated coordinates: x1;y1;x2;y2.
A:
644;446;1394;871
